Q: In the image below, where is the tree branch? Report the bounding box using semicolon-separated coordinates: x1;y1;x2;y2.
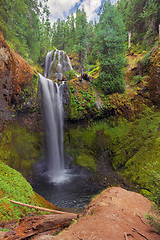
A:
8;199;78;217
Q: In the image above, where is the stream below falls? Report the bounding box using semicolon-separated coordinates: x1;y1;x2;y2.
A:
32;165;103;209
32;155;129;210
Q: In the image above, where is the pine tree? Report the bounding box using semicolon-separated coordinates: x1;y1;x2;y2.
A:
142;0;160;45
117;0;160;47
66;13;75;52
95;0;126;94
74;8;88;74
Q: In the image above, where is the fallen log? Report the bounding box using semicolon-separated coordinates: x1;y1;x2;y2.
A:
5;214;78;240
8;199;77;216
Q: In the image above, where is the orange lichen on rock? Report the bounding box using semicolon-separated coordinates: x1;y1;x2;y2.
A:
0;33;36;108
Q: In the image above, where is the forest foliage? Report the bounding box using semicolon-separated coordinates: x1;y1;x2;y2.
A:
0;0;51;63
1;0;159;94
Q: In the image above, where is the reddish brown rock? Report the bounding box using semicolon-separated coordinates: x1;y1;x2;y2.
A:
53;187;159;240
0;32;38;128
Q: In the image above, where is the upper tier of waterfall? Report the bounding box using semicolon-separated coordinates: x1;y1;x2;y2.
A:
44;49;73;80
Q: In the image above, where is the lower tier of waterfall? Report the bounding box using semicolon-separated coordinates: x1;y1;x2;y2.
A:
39;73;65;183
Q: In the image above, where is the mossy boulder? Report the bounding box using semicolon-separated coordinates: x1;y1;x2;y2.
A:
75;154;96;171
0;161;56;222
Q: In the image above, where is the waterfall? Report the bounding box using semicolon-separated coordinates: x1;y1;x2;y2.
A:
38;49;74;183
44;50;53;78
44;49;73;80
39;74;65;182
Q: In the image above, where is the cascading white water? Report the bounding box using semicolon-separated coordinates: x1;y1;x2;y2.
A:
38;49;74;183
39;73;65;182
46;49;73;80
44;50;53;78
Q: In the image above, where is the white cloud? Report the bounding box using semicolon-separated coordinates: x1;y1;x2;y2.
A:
79;0;102;21
48;0;109;23
48;0;80;22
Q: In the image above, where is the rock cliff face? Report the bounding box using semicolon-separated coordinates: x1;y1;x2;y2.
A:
0;32;42;178
0;31;39;129
148;44;160;107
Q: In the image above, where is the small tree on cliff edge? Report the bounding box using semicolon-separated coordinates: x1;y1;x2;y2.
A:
95;0;126;94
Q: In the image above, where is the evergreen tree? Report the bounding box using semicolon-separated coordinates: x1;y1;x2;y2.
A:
74;8;88;74
0;0;51;63
69;13;76;50
117;0;160;47
95;0;126;94
66;13;75;52
87;21;96;65
142;0;160;45
39;2;52;63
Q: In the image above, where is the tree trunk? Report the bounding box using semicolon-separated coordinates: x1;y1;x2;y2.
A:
128;31;131;48
5;214;78;240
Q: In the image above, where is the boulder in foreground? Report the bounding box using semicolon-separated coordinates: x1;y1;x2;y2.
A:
53;187;159;240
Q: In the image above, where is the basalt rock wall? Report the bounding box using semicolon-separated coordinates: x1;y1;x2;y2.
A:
0;31;39;130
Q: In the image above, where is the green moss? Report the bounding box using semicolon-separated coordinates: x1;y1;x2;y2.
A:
0;160;57;222
65;108;160;200
88;66;100;77
0;122;42;178
65;70;77;80
75;153;96;171
121;137;160;190
0;161;38;221
109;110;160;170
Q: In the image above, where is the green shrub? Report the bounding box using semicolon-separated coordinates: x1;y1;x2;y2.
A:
132;75;143;84
65;70;77;80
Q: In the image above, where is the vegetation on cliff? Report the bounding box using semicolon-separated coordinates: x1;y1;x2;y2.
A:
0;122;43;179
65;107;160;199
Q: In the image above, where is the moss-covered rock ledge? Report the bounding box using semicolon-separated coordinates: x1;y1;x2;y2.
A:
65;107;160;200
0;161;56;223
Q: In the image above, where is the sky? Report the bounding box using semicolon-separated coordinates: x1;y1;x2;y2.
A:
48;0;117;23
